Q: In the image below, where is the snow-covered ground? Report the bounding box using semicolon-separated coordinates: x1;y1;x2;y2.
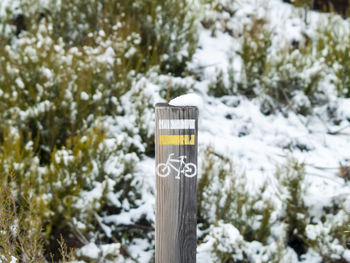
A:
128;0;350;261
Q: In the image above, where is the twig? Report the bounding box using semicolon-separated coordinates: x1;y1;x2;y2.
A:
67;222;89;246
305;163;339;170
116;224;154;232
94;213;141;263
110;235;140;263
327;124;350;135
193;63;222;70
315;113;350;135
280;88;312;133
306;172;344;185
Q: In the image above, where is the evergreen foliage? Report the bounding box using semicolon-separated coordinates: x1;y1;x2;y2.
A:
198;149;350;262
0;0;198;260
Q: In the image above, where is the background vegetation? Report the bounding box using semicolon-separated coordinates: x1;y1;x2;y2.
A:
0;0;349;262
0;0;197;260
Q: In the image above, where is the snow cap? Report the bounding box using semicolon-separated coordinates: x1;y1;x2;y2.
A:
168;93;203;112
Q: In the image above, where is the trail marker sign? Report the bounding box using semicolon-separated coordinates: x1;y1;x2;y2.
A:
155;103;198;263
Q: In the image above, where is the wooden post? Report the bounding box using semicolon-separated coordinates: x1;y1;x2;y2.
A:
155;103;198;263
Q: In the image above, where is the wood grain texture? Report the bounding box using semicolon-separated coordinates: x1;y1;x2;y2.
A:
155;103;198;263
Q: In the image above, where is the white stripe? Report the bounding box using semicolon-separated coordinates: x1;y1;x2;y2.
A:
159;119;195;129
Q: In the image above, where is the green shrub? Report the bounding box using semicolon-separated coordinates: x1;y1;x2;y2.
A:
237;16;271;98
4;0;198;75
306;196;350;263
0;24;156;257
0;0;199;162
0;0;200;261
157;74;195;102
39;124;146;259
263;47;324;115
0;173;45;262
208;221;249;263
198;148;305;262
232;13;326;115
198;147;276;245
208;69;232;97
276;159;309;257
0;121;144;260
315;15;350;97
200;220;287;263
130;0;199;75
0;17;133;163
198;151;350;262
0;173;78;262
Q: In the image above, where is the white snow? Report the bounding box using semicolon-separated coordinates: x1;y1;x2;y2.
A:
169;93;204;110
197;222;246;262
15;78;24;89
97;46;115;66
78;243;100;260
80;91;89;101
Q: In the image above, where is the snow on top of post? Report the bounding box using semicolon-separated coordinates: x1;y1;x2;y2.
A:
168;93;203;111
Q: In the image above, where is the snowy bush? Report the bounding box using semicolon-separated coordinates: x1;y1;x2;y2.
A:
275;160;309;257
198;147;276;244
261;46;325;115
0;17;142;163
202;1;340;115
131;0;199;74
198;148;350;262
0;172;77;262
208;69;232;97
306;195;350;262
156;74;196;102
198;147;284;262
315;15;350;97
0;173;45;262
0;0;188;259
198;221;249;262
237;15;272;98
1;0;198;75
0;121;146;259
230;13;326;115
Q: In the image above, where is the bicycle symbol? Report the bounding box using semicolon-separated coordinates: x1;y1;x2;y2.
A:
156;153;197;180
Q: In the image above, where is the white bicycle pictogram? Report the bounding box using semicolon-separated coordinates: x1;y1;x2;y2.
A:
156;153;197;179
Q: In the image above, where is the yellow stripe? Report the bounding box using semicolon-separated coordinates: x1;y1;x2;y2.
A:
159;135;195;145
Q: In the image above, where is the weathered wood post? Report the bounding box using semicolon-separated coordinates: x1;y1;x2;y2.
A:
155;103;198;263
